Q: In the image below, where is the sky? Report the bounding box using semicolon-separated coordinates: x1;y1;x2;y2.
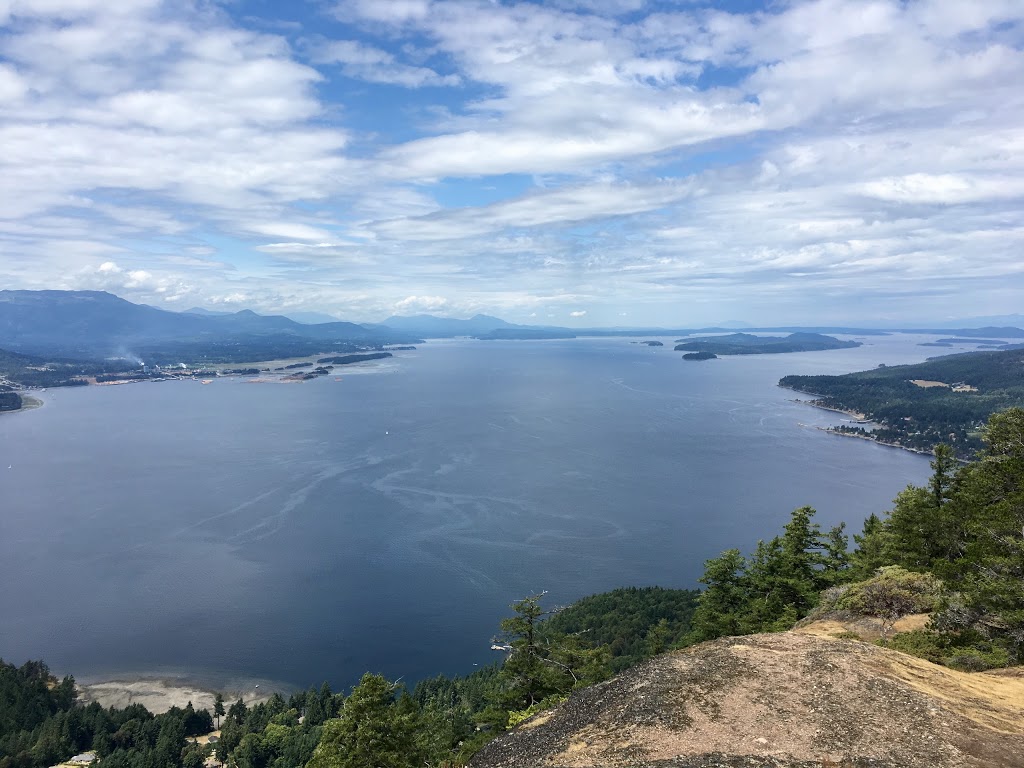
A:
0;0;1022;326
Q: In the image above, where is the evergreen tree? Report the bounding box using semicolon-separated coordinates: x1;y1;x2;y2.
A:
884;485;935;570
305;674;423;768
690;549;749;641
493;594;568;710
748;506;830;630
946;408;1024;659
849;512;890;579
886;445;964;571
822;522;850;582
213;693;225;730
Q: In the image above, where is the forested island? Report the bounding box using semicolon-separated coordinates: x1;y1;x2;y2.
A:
682;351;717;361
315;353;392;365
4;408;1024;767
780;347;1024;457
674;332;860;355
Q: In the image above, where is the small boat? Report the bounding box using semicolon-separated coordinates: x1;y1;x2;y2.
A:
201;379;213;385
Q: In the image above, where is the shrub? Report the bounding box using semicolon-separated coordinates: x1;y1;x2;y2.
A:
879;630;948;664
506;695;567;729
946;645;1011;672
831;631;862;641
836;566;943;620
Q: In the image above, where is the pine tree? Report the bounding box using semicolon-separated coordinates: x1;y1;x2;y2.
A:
213;693;225;730
850;512;890;579
690;549;749;641
947;408;1024;659
493;594;570;710
306;674;424;768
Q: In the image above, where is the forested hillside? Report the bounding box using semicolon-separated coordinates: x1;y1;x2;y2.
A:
780;347;1024;456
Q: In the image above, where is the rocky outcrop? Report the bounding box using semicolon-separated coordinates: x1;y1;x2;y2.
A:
470;632;1024;768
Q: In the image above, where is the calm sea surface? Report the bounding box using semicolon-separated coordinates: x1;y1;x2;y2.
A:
0;335;951;691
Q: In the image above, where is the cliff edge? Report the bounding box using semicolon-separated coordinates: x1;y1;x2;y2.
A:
470;631;1024;768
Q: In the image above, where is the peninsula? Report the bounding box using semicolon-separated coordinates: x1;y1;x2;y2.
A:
780;347;1024;457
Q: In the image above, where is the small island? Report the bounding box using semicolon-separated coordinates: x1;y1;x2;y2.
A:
682;351;717;361
640;340;663;347
675;332;860;355
316;352;392;365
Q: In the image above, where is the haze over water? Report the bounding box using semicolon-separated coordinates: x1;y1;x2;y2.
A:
0;336;943;691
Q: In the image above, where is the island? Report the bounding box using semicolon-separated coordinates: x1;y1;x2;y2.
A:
674;332;860;355
935;337;1009;345
316;352;392;365
683;351;717;361
637;340;663;347
779;347;1024;457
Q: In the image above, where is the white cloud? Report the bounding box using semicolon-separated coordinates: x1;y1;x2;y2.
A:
569;310;587;317
394;295;449;313
1;0;1023;323
247;221;335;242
314;39;459;87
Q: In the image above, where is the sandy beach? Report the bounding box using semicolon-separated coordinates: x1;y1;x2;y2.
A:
0;393;43;415
78;678;273;714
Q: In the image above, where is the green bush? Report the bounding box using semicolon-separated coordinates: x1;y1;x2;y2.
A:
878;630;948;664
879;628;1013;670
831;631;863;641
506;695;567;729
946;645;1011;672
836;566;942;619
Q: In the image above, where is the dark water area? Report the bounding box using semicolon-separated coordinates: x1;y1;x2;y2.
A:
0;335;939;692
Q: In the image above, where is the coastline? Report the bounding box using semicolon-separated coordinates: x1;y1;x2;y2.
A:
784;393;867;422
78;676;277;714
800;400;867;421
782;388;934;459
0;393;43;416
815;425;935;457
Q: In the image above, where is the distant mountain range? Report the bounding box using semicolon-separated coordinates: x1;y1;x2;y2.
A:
1;290;1022;362
184;307;342;325
371;313;520;336
0;290;415;360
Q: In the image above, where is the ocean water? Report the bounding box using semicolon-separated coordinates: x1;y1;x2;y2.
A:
0;335;943;691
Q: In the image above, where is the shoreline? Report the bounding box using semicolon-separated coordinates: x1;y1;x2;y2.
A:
782;390;868;422
815;425;935;457
782;386;935;459
799;400;867;422
0;393;43;416
3;350;407;412
78;676;278;714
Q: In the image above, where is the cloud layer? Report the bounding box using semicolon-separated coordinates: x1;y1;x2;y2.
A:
1;0;1022;324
